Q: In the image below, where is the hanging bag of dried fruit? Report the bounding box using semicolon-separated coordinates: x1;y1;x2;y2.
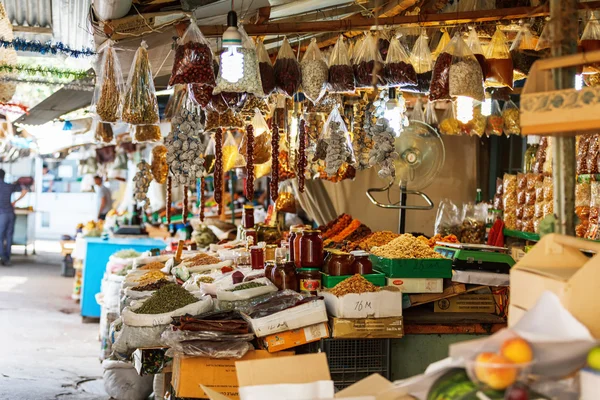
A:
424;100;438;128
169;20;215;86
408;31;433;94
510;23;544;79
256;39;275;96
580;12;600;74
484;28;513;89
384;35;417;88
466;105;487;137
300;38;329;104
151;145;168;184
275;181;297;213
213;25;264;97
274;37;302;97
439;103;463;135
448;34;484;101
466;28;488;77
189;59;219;108
536;18;552;52
368;117;399;180
319;107;355;178
205;108;245;131
95;122;114;144
353;33;384;88
485;99;503;136
502;100;521;135
431;30;451;62
328;35;355;93
209;91;247;114
92;43;123;123
242;108;272;165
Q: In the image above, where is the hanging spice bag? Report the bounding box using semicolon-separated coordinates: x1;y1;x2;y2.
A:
256;39;275;95
484;28;513;89
486;99;504;136
384;35;417;88
378;31;392;60
213;25;264;97
466;106;487;137
274;37;302;97
93;44;123;123
408;32;433;94
169;21;215;86
222;131;243;172
320;107;355;177
510;24;542;78
466;28;488;77
151;145;168;184
204;136;216;175
502;100;520;135
300;38;329;104
424;100;438;128
122;41;160;125
246;108;272;164
205;109;244;131
439;103;462;135
448;34;484;101
353;34;384;88
95;122;114;144
410;98;425;123
134;124;162;143
536;19;552;51
432;30;451;61
328;35;355;93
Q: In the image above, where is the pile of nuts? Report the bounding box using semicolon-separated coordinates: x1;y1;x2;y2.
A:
134;160;153;210
358;231;399;250
329;274;380;297
370;233;445;259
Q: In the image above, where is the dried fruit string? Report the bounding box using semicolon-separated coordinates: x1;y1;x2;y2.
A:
246;124;255;200
214;128;224;215
166;176;172;224
199;177;206;222
297;119;307;193
270;123;280;201
182;185;189;224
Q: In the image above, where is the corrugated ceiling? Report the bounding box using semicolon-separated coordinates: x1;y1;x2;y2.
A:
2;0;52;28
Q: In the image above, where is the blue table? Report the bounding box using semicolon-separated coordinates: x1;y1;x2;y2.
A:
81;237;166;318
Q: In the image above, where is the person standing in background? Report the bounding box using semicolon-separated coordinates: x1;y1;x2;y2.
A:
94;176;112;221
0;169;27;266
42;164;54;193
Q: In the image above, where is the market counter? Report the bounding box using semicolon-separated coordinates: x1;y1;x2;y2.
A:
80;237;166;318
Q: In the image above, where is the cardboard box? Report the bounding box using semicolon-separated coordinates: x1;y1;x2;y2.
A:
172;350;292;399
330;317;403;339
509;234;600;338
434;293;496;313
244;299;328;338
386;277;443;293
371;256;452;278
580;368;600;400
511;247;527;262
260;323;329;353
320;288;402;318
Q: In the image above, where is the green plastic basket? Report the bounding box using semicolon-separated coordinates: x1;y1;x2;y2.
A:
370;255;452;278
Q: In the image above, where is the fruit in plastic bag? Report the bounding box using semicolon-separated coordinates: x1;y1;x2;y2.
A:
122;41;159;125
240;109;272;165
485;28;513;89
510;24;544;78
466;28;488;77
213;25;264;97
353;33;384;88
328;35;355;93
448;34;484;101
384;35;417;87
256;39;275;96
439;103;462;135
301;38;329;104
169;21;215;86
134;125;162;143
274;37;302;97
93;44;123;123
502;100;520;135
407;32;433;93
95;122;114;143
151;145;168;184
486;99;503;136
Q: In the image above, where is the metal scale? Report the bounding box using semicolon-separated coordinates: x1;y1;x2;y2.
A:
434;242;515;274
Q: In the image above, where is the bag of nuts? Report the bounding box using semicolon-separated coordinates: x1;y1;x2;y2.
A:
274;37;302;97
328;35;355;93
256;39;275;96
384;35;417;88
353;33;384;88
169;21;216;87
301;38;329;104
448;33;484;101
92;43;123;123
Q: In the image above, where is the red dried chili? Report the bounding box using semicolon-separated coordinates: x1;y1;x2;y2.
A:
270;123;280;201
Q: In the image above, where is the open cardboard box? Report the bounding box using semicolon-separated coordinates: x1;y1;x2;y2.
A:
201;353;408;400
510;233;600;338
320;287;402;318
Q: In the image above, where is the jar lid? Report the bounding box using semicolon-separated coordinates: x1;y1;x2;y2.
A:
297;267;321;272
304;229;321;234
350;250;369;257
243;204;254;209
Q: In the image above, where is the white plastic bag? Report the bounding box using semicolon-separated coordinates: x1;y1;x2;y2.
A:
103;360;154;400
216;277;278;301
110;317;168;357
121;293;213;327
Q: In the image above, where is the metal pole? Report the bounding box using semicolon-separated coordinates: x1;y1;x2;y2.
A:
550;0;578;236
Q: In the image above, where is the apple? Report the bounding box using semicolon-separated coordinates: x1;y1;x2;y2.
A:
501;337;533;364
474;352;496;382
483;354;518;390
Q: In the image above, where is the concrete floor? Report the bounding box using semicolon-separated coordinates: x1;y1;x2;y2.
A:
0;248;108;400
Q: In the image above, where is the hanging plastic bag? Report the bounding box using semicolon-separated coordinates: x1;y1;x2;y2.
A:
151;145;168;184
466;28;487;77
460;203;487;244
209;92;247;114
466;105;486;137
510;24;542;78
577;135;591;175
485;99;503;136
274;37;302;97
353;33;384;88
134;124;162;143
384;35;417;87
213;25;264;97
581;11;600;52
204;136;216;175
95;122;114;143
205;109;244;131
222;131;243;172
378;30;391;60
241;109;271;164
320;107;355;177
122;41;159;125
410;98;425;122
502;100;520;135
256;39;275;95
169;21;215;86
275;182;296;213
424;100;438;127
408;32;433;93
484;28;513;89
434;198;461;236
92;44;123;123
448;34;484;101
328;35;355;93
439;104;462;135
432;30;451;61
301;38;329;104
536;18;552;51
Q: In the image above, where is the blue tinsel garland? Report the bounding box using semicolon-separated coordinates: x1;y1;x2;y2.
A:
0;38;96;58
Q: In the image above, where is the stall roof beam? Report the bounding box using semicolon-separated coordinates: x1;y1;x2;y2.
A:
198;2;600;36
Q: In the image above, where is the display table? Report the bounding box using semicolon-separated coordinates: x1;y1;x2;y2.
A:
13;208;35;255
80;236;165;318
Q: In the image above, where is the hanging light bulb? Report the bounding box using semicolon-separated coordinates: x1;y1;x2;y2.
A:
383;88;404;136
221;11;244;83
481;93;492;116
575;74;583;91
456;96;473;123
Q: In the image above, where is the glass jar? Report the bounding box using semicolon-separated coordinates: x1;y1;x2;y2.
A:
350;251;373;275
297;268;321;295
257;224;282;245
323;251;355;276
300;230;324;268
242;204;255;229
293;229;304;268
288;225;303;263
264;261;276;284
245;228;257;247
265;245;277;262
271;261;298;291
236;250;251;268
250;246;264;269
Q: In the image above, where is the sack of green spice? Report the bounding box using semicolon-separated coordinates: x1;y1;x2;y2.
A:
92;43;123;123
122;41;160;125
122;283;213;327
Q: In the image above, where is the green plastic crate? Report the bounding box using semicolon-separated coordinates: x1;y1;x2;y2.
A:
321;271;386;288
370;255;452;278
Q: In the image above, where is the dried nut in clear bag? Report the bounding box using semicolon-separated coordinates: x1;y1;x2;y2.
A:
274;37;302;97
240;109;272;164
534;201;544;218
517;173;527;190
368;117;399;179
321;108;355;177
256;39;275;95
510;24;543;77
134;160;153;209
95;122;114;143
543;176;553;201
466;106;486;137
577;135;591;175
384;36;417;87
543;201;553;217
151;145;168;184
134;125;162;142
587;134;600;174
486;100;503;136
209;92;247;114
448;34;484;101
169;22;215;86
353;34;384;88
516;205;524;219
275;191;296;213
93;45;123;123
301;38;329;104
122;42;160;125
523;205;535;220
328;35;355;93
503;174;517;212
205;109;244;131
